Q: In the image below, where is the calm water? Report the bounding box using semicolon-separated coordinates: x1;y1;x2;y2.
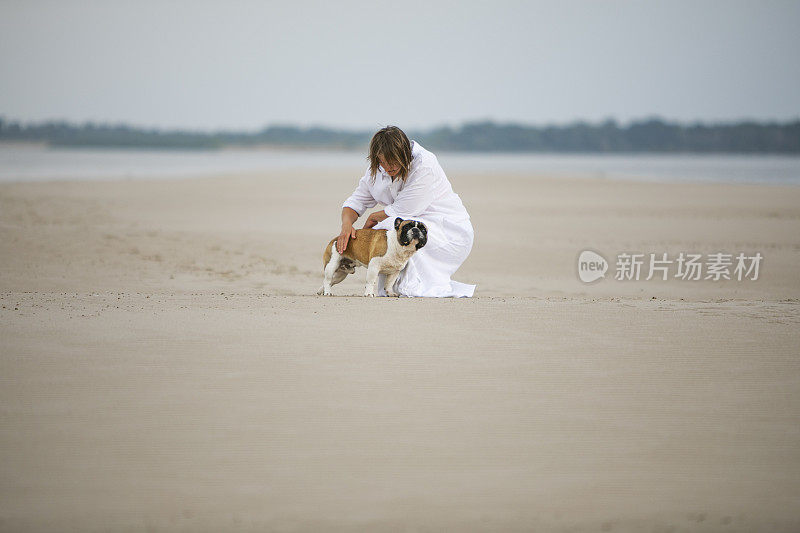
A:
1;144;799;185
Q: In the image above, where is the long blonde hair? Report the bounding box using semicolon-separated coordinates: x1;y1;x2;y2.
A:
367;126;412;183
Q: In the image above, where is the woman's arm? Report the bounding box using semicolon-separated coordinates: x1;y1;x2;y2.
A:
382;167;437;220
338;171;378;253
342;171;378;216
342;206;359;227
363;168;437;228
364;209;388;228
337;207;359;254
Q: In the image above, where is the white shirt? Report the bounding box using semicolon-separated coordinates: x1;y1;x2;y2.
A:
342;140;470;224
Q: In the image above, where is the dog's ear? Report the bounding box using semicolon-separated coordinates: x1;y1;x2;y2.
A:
394;217;403;230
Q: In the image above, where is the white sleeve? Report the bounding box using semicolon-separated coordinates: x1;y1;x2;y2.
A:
341;171;377;216
383;166;436;219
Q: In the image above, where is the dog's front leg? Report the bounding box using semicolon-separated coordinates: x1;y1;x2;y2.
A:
384;270;401;297
364;259;380;297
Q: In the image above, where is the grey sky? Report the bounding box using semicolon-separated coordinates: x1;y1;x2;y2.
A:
1;0;799;131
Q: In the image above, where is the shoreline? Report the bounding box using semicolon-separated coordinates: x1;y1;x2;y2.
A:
2;143;800;186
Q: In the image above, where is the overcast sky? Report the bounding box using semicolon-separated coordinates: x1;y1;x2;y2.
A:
1;0;798;131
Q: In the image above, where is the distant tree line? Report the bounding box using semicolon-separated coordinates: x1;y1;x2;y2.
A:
419;119;800;153
1;116;798;153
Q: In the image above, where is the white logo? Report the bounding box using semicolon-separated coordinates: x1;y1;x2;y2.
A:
577;250;762;282
578;250;608;283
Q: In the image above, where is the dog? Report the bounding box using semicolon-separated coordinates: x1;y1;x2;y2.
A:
317;217;427;297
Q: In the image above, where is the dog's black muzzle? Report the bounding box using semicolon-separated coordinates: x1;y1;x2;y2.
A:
411;227;427;249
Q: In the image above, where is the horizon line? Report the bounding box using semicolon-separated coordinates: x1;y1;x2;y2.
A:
2;115;800;135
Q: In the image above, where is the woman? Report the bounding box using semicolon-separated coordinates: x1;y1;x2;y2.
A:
338;126;476;297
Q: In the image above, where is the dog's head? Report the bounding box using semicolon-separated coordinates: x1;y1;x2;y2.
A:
394;217;427;250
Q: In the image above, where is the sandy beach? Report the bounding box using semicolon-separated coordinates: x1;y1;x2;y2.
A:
1;168;799;532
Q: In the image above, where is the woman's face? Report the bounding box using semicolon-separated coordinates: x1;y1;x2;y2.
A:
378;154;401;178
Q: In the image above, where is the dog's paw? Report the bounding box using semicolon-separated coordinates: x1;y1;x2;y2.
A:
386;290;399;297
316;286;324;295
364;292;375;297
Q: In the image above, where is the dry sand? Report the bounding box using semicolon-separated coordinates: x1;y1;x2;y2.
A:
1;169;799;532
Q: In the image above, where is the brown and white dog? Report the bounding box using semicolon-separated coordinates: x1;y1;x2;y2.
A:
317;217;427;297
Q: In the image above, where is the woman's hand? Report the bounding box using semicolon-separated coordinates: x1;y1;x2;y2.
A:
336;225;357;254
364;210;389;229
